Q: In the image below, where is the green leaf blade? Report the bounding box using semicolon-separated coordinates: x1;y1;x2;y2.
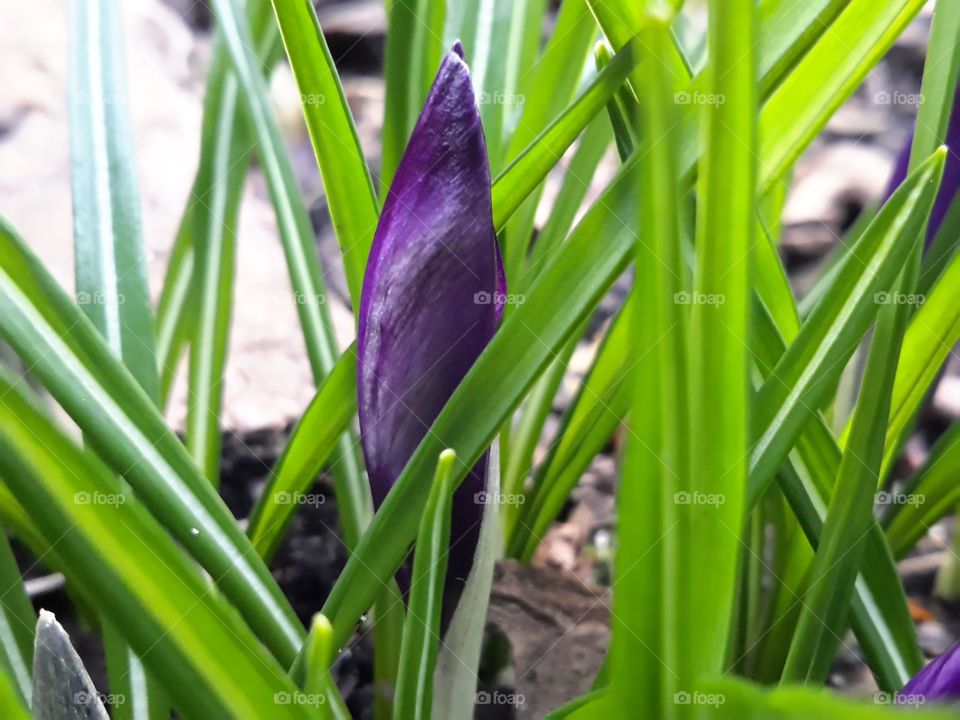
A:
68;0;159;404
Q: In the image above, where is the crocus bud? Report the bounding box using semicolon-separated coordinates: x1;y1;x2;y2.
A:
899;641;960;702
357;42;503;615
884;84;960;244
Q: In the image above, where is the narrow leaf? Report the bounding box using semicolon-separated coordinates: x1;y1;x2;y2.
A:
0;382;312;719
432;443;502;720
32;611;107;720
395;450;457;720
268;0;379;306
247;349;358;561
68;0;158;403
0;219;304;665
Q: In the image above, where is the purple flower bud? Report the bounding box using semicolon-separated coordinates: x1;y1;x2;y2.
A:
884;84;960;244
899;640;960;702
357;43;502;612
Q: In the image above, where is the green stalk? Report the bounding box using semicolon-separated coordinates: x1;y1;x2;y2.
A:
394;451;457;720
611;10;686;717
68;0;168;714
684;0;756;686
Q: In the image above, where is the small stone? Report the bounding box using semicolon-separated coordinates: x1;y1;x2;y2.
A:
917;620;955;657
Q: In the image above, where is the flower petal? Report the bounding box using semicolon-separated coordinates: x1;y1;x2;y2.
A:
357;44;501;598
884;84;960;243
900;641;960;701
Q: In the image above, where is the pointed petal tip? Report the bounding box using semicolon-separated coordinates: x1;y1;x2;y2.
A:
451;40;465;59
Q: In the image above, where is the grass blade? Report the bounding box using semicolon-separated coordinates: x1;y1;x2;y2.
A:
863;0;960;480
431;443;502;720
919;195;960;294
246;348;358;560
0;219;304;665
508;297;632;560
878;250;960;479
781;148;946;683
0;532;32;708
887;424;960;556
500;0;597;282
101;621;168;720
155;210;193;408
703;677;959;719
185;35;249;486
154;0;280;408
491;38;638;230
304;615;349;719
68;0;158;404
0;667;29;720
68;1;169;712
209;0;344;375
760;0;926;185
748;151;948;504
0;378;314;719
210;0;373;551
523;113;612;284
381;0;445;191
751;301;923;689
268;0;379;306
612;13;685;715
448;0;546;174
394;451;457;720
683;0;755;681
